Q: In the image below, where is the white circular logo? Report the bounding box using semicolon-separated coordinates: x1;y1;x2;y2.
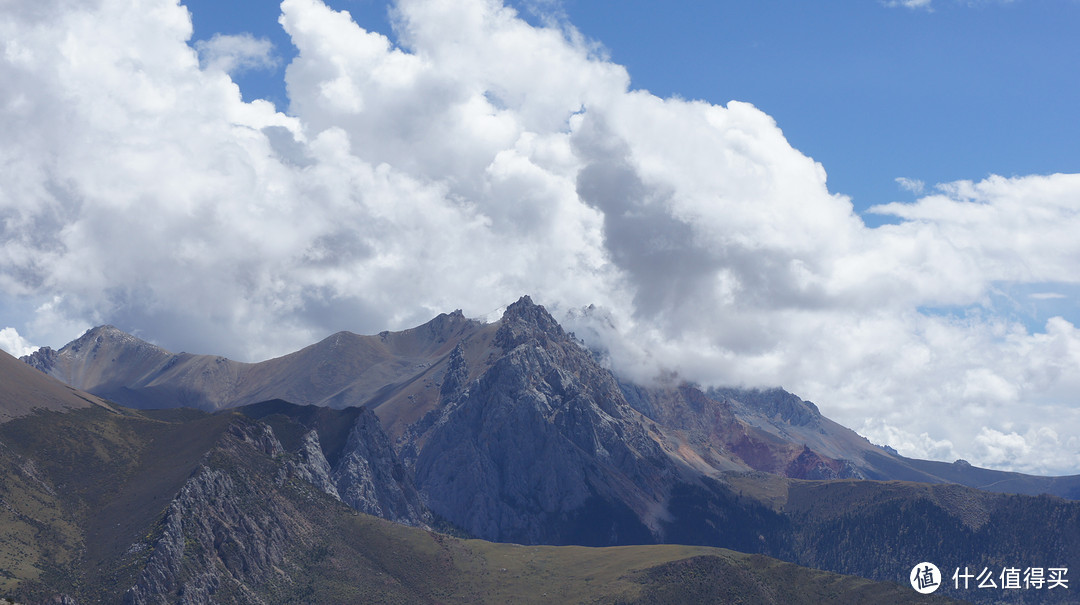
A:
910;562;942;594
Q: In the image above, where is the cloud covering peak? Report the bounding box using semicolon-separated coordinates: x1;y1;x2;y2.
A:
1;0;1078;474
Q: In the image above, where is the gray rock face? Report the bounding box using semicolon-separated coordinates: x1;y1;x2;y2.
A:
124;421;294;605
289;430;340;500
709;387;821;427
227;421;283;458
330;412;429;526
21;345;58;374
415;296;674;545
438;342;468;399
115;409;428;604
234;400;430;526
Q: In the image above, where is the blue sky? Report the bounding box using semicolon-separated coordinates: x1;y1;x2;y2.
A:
184;0;1080;221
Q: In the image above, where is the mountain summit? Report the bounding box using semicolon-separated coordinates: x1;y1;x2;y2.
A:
416;295;676;544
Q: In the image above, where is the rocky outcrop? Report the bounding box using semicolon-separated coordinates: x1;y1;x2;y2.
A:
289;430;339;499
124;420;298;605
123;409;427;604
21;345;58;374
438;342;468;399
415;296;675;545
785;445;851;480
237;400;430;527
710;387;821;428
490;295;566;351
330;411;429;526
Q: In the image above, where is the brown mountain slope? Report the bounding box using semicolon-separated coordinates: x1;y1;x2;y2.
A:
623;383;1080;498
22;312;489;438
0;349;113;423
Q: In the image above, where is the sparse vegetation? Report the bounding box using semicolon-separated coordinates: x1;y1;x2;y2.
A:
0;404;966;604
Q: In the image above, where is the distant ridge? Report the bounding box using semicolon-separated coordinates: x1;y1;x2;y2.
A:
23;311;486;437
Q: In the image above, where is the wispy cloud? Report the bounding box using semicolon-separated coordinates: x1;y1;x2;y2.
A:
883;0;1017;11
895;176;926;194
195;33;279;75
883;0;934;10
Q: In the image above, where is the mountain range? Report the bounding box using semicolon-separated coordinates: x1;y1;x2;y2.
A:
0;348;957;604
24;297;1080;499
4;296;1078;603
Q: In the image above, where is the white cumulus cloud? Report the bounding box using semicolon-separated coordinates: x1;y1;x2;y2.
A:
0;327;37;358
1;0;1078;474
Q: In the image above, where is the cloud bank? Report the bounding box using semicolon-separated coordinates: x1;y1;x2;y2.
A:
1;0;1078;474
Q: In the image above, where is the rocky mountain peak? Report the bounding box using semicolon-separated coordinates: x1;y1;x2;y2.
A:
21;326;147;372
21;345;59;373
68;325;147;351
42;325;172;368
331;408;430;526
494;295;568;351
413;295;679;545
20;324;176;400
424;308;468;333
710;386;822;427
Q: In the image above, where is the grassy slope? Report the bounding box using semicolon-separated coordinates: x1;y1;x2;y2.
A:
232;485;962;605
0;406;233;600
0;443;82;594
0;405;963;604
